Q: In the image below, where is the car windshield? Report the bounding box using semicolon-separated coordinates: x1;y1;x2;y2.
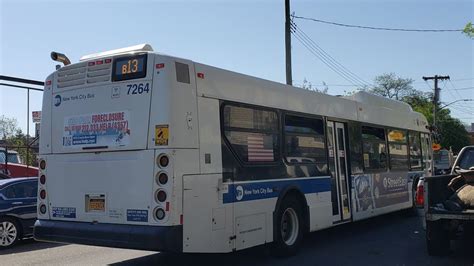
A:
458;149;474;170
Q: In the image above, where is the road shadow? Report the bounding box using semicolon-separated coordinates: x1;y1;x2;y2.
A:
112;211;473;266
0;238;66;255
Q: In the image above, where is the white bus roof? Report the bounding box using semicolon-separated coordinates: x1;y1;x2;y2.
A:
80;44;154;61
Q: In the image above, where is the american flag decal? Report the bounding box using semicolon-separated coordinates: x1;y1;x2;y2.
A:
247;134;274;162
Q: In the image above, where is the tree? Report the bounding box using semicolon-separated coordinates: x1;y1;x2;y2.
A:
5;130;38;166
403;94;469;153
463;22;474;39
0;116;37;166
365;73;417;100
300;78;328;94
0;115;20;140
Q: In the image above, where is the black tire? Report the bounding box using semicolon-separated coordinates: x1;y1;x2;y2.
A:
272;197;304;257
426;220;449;256
0;217;20;249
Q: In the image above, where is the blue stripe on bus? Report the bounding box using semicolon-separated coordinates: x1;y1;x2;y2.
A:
223;177;331;204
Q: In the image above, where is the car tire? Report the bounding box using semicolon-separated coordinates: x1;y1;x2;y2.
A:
0;217;20;249
272;197;304;257
426;220;449;256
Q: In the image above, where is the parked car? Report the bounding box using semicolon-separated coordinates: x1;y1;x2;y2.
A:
423;145;474;255
0;177;38;249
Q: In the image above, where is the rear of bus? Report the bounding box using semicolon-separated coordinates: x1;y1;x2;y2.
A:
34;44;199;252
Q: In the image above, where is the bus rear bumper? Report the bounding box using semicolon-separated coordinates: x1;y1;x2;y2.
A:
34;219;182;252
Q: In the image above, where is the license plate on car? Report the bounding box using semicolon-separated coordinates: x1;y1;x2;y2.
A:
86;194;105;212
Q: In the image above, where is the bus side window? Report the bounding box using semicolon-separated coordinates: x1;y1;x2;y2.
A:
348;122;363;174
362;126;387;172
222;104;280;164
283;115;327;176
408;131;422;170
387;129;409;170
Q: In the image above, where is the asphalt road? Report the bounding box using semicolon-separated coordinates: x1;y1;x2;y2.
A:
1;211;472;266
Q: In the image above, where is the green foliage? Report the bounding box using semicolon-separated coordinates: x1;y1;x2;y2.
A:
365;73;416;100
437;117;470;153
402;94;469;153
0;116;37;166
5;130;38;166
300;78;328;94
0;115;20;140
463;22;474;39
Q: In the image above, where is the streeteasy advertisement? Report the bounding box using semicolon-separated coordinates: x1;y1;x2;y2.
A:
63;111;130;147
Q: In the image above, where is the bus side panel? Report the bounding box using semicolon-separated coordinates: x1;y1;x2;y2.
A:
197;97;222;174
39;74;54;154
351;171;417;221
148;55;198;150
183;174;234;253
306;191;333;231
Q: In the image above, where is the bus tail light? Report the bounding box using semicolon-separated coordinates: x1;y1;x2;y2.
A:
415;183;424;207
40;175;46;185
156;154;169;168
156;190;167;203
39;204;47;214
40;189;46;200
39;160;46;170
156;172;168;185
155;208;166;220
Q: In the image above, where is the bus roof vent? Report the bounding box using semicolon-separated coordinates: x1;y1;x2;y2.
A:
79;44;154;61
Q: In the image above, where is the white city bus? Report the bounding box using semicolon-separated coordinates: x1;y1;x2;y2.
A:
34;44;432;255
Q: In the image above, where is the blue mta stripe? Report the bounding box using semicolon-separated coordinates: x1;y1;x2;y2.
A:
223;177;331;204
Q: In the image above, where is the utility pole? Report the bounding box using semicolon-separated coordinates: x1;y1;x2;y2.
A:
422;75;450;129
285;0;292;85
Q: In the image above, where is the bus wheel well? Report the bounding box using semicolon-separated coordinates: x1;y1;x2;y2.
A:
274;188;309;234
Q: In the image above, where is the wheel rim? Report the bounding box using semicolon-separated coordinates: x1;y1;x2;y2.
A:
281;207;299;246
0;221;17;247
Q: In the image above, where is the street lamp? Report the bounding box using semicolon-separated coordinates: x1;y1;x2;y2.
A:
438;99;473;110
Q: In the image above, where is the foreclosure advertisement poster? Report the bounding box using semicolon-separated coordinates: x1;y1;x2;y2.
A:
63;111;130;147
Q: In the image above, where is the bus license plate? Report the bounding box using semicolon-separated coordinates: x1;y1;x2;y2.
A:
86;194;105;212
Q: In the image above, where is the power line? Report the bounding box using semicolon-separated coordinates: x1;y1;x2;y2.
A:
291;30;363;87
293;15;463;32
454;86;474;91
290;21;371;87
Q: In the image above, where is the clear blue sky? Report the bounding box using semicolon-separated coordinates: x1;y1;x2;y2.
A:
1;0;473;135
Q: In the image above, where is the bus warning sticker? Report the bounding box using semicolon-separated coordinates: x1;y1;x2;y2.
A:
155;125;169;146
63;111;130;148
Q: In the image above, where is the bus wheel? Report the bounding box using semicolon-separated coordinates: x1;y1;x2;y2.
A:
272;197;303;257
0;217;20;249
426;220;449;256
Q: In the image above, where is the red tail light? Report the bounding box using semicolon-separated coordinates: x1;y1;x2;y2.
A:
415;184;424;207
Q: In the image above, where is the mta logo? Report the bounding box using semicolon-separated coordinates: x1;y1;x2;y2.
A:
54;95;62;107
235;186;244;201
